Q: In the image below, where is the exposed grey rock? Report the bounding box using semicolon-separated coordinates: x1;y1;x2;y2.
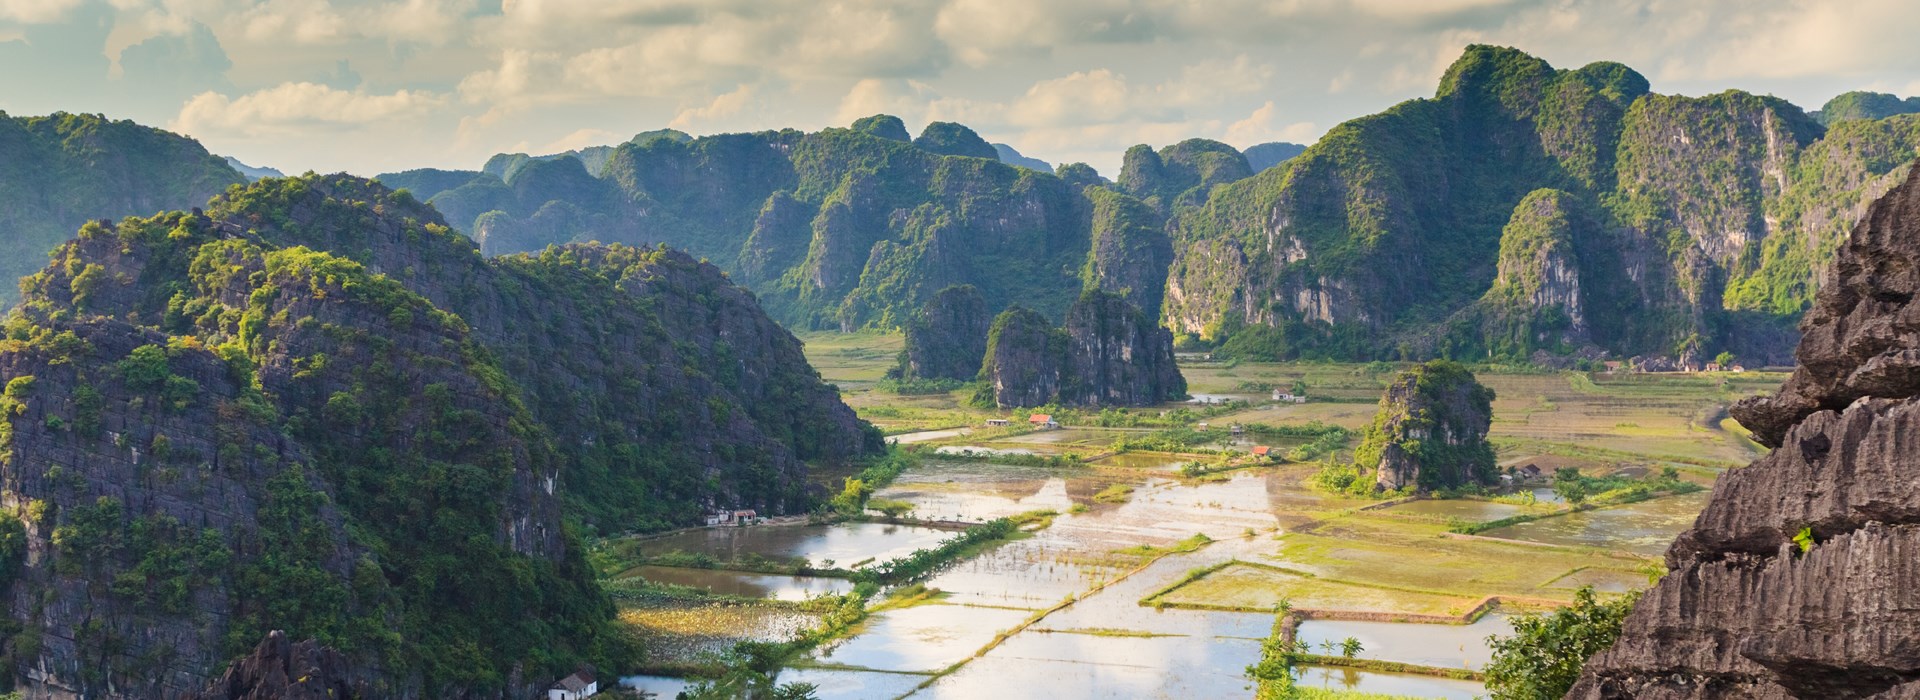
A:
1572;160;1920;698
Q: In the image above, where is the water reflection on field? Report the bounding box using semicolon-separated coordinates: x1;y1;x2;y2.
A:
1382;498;1528;523
1294;665;1487;699
618;603;822;665
620;565;855;601
813;604;1034;672
1296;614;1515;670
623;449;1696;698
637;522;953;568
1479;491;1709;555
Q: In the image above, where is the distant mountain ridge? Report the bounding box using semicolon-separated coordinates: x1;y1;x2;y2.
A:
222;156;284;182
376;119;1181;331
0;111;244;307
1166;46;1920;366
347;46;1920;366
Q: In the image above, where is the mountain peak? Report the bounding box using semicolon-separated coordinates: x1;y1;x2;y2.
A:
851;114;912;142
913;121;997;159
1435;44;1556;100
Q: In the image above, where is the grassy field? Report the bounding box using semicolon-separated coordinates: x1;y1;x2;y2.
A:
795;329;1766;583
628;332;1785;691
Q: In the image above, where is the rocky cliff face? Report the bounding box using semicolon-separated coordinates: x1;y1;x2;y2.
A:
1117;139;1252;209
0;111;244;308
0;174;878;697
1057;290;1186;407
1165;45;1920;366
192;631;367;700
1082;187;1173;318
898;285;991;381
1469;188;1595;356
978;291;1184;408
1353;361;1496;492
978;306;1064;409
1568;162;1920;698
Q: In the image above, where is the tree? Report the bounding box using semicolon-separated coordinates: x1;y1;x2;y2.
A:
1553;467;1589;505
1714;351;1736;368
1340;636;1363;659
1485;586;1640;699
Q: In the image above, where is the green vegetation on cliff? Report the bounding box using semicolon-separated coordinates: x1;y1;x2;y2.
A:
1347;361;1496;492
1171;45;1920;367
0;174;880;695
0;111;244;308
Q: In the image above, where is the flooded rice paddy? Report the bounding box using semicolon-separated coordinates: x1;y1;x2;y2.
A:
621;442;1707;697
637;522;954;568
1296;614;1515;670
1479;490;1710;555
619;565;856;601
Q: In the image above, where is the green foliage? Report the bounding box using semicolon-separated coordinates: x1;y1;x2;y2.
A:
1350;361;1497;491
1793;526;1815;554
852;518;1019;585
1485;586;1639;699
0;111;244;307
1246;601;1301;699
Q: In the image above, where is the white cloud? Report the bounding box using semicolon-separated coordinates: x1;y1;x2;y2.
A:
172;82;446;137
668;84;756;130
0;0;85;23
1224;101;1317;147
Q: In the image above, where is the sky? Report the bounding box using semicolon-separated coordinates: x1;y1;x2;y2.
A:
4;0;1920;178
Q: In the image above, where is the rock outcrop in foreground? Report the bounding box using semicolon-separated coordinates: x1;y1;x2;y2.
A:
1355;361;1496;491
194;632;364;700
978;291;1185;408
1570;163;1920;698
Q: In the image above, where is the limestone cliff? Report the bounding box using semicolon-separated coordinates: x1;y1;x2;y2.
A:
897;285;991;382
1353;361;1496;492
1569;162;1920;698
0;111;244;307
1082;186;1173;318
978;291;1185;408
1166;45;1920;366
0;174;878;697
1057;290;1186;407
1469;189;1596;356
1117;139;1252;209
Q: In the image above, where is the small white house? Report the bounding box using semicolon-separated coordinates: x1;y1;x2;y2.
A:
549;670;597;700
985;419;1010;427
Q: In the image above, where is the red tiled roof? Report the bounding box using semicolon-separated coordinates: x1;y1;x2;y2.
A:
1029;414;1052;423
1251;446;1271;456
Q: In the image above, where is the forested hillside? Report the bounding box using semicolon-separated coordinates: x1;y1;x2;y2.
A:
370;46;1920;367
0;112;244;307
1166;45;1920;366
377;119;1177;331
0;174;878;697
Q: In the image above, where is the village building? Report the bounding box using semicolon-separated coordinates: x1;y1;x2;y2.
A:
1518;464;1544;482
1251;445;1272;458
985;418;1010;427
549;669;597;700
1028;414;1059;429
